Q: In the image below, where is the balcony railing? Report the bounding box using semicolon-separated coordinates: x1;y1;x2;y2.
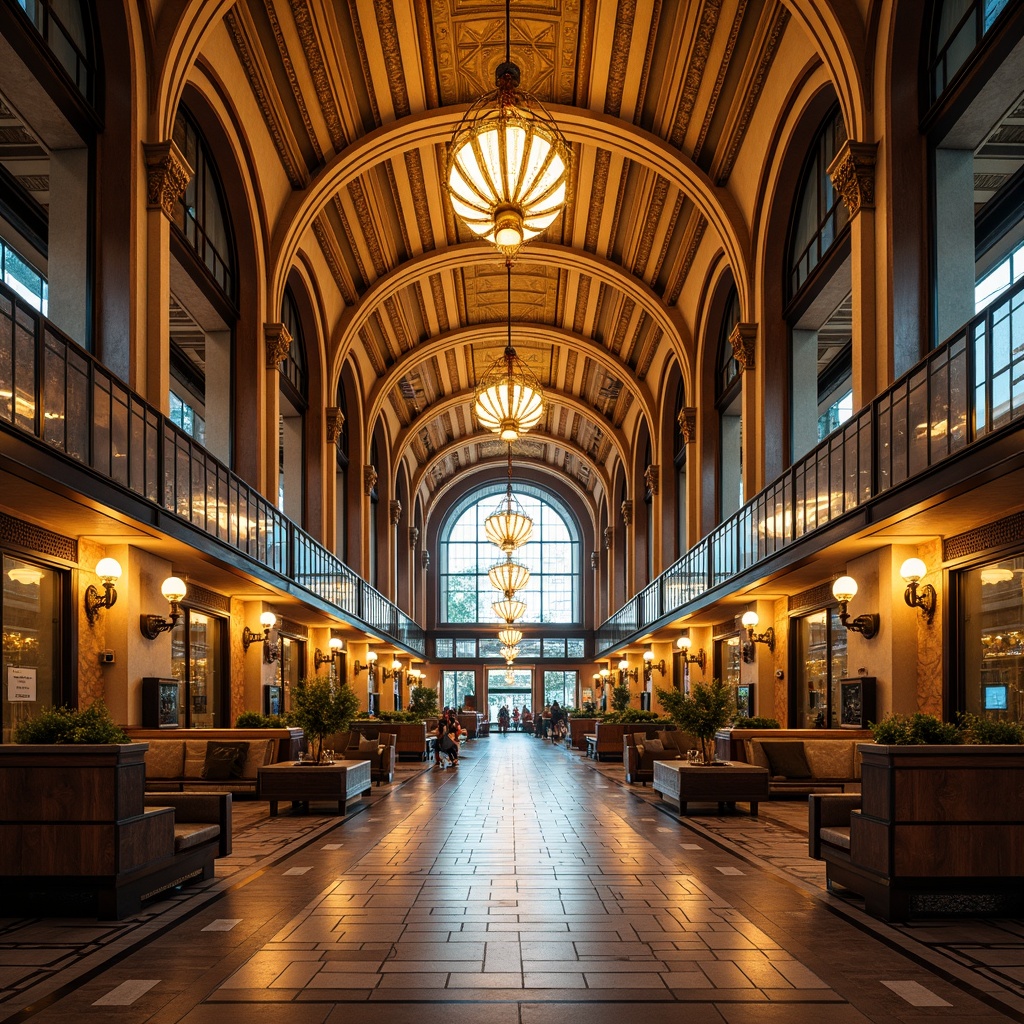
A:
597;276;1024;653
0;283;424;655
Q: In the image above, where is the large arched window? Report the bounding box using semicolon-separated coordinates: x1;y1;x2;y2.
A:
439;484;581;625
716;285;742;521
334;379;349;564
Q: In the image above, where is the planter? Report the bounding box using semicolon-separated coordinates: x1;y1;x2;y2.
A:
126;726;304;763
567;718;597;749
825;742;1024;920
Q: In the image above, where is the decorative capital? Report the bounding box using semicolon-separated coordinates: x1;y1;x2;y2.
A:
364;465;378;495
590;551;599;570
827;139;877;216
677;406;697;444
421;550;430;571
621;499;633;528
326;407;345;444
143;140;193;220
603;526;613;550
389;499;402;526
409;526;419;548
264;322;292;369
644;464;659;496
729;322;757;372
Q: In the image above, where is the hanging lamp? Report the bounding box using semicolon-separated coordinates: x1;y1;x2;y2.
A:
484;442;533;551
474;265;544;442
446;0;570;261
497;626;523;648
500;644;520;662
492;595;528;623
488;552;530;595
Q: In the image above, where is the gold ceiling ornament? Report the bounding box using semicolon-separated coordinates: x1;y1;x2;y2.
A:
484;442;534;551
445;0;570;261
497;626;523;648
492;595;527;623
488;553;530;595
474;265;544;442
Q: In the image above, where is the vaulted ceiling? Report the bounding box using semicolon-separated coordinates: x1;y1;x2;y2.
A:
224;0;793;517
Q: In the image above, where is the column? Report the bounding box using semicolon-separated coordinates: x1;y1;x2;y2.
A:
729;322;758;500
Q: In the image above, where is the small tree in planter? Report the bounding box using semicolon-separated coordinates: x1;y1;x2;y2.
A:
656;678;735;764
610;682;632;713
408;685;439;721
290;677;360;764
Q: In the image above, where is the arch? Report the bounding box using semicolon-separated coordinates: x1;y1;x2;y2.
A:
388;388;633;479
329;242;693;392
268;105;752;321
365;321;659;439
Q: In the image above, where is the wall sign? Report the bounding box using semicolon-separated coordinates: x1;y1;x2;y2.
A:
8;667;37;702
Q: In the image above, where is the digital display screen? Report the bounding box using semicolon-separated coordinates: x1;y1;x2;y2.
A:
984;684;1008;711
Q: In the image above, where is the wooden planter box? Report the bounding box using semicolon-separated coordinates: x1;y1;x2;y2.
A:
825;743;1024;920
567;718;597;750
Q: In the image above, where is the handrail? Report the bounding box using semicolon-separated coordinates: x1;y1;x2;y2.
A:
597;276;1024;653
0;282;424;655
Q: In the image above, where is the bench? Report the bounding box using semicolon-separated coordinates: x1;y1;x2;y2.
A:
140;736;278;794
344;721;435;761
741;736;865;795
623;728;700;785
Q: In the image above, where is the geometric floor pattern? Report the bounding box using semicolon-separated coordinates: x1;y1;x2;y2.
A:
2;735;1021;1022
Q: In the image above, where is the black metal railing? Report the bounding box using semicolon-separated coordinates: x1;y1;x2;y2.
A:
0;282;424;654
597;277;1024;653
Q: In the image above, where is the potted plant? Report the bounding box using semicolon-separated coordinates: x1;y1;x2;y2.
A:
408;685;439;720
657;678;735;764
290;677;360;764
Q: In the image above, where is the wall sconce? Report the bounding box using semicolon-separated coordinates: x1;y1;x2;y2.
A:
140;576;187;639
675;636;707;672
84;558;121;625
642;648;666;684
831;576;879;639
618;658;638;685
741;610;775;663
243;611;280;662
354;649;378;679
314;636;344;671
598;666;610;690
382;658;404;685
900;558;936;623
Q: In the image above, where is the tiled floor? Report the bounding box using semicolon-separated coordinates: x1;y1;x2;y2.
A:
1;736;1022;1022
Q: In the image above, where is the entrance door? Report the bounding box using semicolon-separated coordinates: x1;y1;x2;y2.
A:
486;667;532;725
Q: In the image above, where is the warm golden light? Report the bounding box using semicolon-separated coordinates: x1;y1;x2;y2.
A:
900;558;927;582
488;555;530;595
492;596;528;622
498;627;523;647
160;576;187;603
832;576;858;603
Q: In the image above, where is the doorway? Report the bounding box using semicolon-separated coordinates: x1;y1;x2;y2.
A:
486;667;532;726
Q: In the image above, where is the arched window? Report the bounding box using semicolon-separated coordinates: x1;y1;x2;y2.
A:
439;484;581;625
716;285;742;521
172;107;235;302
278;286;307;522
787;106;848;299
672;377;687;560
334;379;349;564
930;0;1012;102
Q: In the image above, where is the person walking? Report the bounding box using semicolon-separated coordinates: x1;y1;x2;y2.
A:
512;706;520;731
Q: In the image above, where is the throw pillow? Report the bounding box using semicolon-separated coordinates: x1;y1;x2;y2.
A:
645;738;665;754
358;736;379;753
763;741;812;779
201;741;250;780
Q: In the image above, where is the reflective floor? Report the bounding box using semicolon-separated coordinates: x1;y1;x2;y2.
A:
2;736;1022;1023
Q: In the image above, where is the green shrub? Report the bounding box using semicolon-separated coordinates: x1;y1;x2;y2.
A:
657;679;735;763
14;701;129;744
959;713;1024;744
377;709;421;723
610;683;632;713
579;700;598;717
291;677;360;763
599;709;666;724
408;686;439;720
870;712;960;745
235;711;292;728
733;716;781;729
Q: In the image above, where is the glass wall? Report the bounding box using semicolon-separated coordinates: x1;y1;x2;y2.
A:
2;556;60;743
486;667;532;723
543;670;577;707
793;607;847;728
961;555;1024;718
170;610;224;727
441;669;476;711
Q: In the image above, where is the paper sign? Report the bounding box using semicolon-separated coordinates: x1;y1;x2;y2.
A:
8;667;37;702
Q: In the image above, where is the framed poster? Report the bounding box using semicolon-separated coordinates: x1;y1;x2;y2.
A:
142;677;181;728
263;683;283;717
840;677;876;728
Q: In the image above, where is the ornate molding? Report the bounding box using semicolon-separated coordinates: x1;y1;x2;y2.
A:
945;510;1024;562
364;465;378;496
143;140;192;220
677;406;697;444
421;550;430;571
621;500;633;528
265;323;292;370
326;407;345;444
409;526;419;549
644;464;659;496
590;551;599;571
0;511;76;562
828;140;877;216
389;500;402;526
729;322;757;372
604;526;613;550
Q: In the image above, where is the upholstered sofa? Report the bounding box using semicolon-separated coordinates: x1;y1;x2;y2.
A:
624;728;700;784
143;737;277;794
329;730;397;784
743;737;863;794
343;721;435;761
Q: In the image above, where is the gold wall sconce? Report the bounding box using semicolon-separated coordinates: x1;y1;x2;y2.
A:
243;611;280;662
900;558;936;623
354;649;378;679
832;576;879;639
642;648;666;683
676;635;707;672
140;576;187;639
741;610;776;663
618;658;638;685
85;558;121;625
314;636;344;671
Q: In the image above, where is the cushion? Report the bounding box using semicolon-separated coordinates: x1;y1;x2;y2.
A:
819;826;851;851
633;732;649;748
762;741;812;779
746;739;772;771
803;740;855;780
645;738;665;754
201;742;250;780
173;823;220;853
144;741;185;779
184;740;209;778
239;738;275;778
358;736;379;754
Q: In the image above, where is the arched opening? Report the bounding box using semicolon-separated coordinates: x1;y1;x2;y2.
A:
277;284;307;525
715;283;742;521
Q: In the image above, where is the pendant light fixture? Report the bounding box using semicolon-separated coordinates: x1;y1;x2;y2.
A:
446;0;571;261
488;552;530;595
475;264;544;442
492;595;527;623
484;443;533;552
498;626;523;648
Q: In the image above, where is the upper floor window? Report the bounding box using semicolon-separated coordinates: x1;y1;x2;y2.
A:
716;286;741;399
788;107;848;298
13;0;94;102
976;238;1024;312
0;237;47;314
439;484;581;625
172;108;235;302
931;0;1013;103
280;287;307;407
